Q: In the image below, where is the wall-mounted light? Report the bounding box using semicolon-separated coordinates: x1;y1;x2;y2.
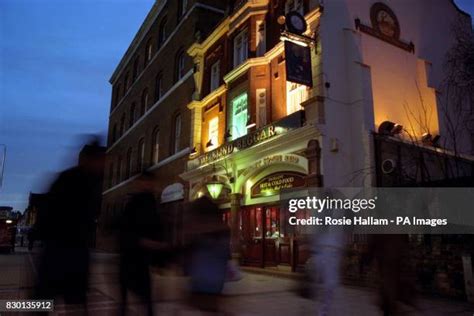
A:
206;175;224;199
421;133;441;147
378;121;403;136
5;219;12;224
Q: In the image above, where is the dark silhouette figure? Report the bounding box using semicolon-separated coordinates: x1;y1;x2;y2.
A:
119;172;165;316
35;140;104;309
27;227;35;251
185;196;231;313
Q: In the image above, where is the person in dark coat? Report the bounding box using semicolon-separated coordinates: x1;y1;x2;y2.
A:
119;172;166;316
35;139;104;309
185;196;231;313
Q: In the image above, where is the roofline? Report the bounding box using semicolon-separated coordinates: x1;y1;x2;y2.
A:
109;0;167;84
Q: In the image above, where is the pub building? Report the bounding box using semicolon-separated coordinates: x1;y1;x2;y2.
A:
181;0;474;276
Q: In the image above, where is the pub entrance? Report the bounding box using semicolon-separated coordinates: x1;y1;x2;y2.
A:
240;204;288;268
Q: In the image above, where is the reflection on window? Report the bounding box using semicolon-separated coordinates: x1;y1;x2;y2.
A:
208;116;219;150
286;82;308;115
210;60;220;92
231;93;248;140
233;29;248;67
152;128;160;164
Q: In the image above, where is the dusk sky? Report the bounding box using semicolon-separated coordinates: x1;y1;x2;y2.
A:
1;0;473;212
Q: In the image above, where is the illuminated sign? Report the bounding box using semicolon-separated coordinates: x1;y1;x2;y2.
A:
251;172;305;198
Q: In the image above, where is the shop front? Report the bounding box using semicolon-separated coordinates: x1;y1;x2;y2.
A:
181;111;322;270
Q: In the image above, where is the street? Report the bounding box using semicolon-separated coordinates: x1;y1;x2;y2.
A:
0;248;472;315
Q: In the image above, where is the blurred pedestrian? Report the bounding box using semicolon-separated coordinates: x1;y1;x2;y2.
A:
35;138;104;311
119;172;166;316
185;196;230;314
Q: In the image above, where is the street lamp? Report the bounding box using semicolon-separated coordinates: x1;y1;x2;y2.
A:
206;175;224;199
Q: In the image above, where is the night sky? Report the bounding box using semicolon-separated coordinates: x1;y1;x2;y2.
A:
0;0;473;212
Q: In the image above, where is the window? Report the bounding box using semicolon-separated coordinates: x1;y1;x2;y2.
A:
120;113;126;136
285;0;304;15
112;124;117;143
152;128;160;164
230;93;248;140
117;156;123;183
133;57;140;81
141;89;149;115
145;39;153;66
115;84;122;106
233;29;248;67
155;74;163;102
286;82;308;115
158;18;168;48
173;114;182;154
126;147;132;178
176;50;186;80
210;60;221;92
208;117;219;150
129;103;136;127
124;72;130;92
178;0;188;18
256;20;266;57
109;163;114;187
137;138;145;171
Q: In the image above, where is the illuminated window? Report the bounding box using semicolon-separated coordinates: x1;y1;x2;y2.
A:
230;93;248;140
233;29;248;67
286;82;308;115
208;117;219;150
285;0;304;15
137;138;145;171
256;20;266;57
173;114;182;154
210;60;220;92
152;128;160;164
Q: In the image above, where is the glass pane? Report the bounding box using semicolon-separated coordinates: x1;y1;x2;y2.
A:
231;93;248;140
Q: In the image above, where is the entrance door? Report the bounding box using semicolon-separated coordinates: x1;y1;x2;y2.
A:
241;205;280;267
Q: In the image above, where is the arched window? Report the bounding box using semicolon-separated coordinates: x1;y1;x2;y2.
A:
155;73;163;102
158;17;168;48
133;57;140;81
175;49;186;81
126;147;133;178
120;113;126;136
117;156;123;183
173;113;182;154
124;72;130;92
152;127;160;164
141;89;149;115
109;162;114;187
129;103;136;127
145;39;153;67
137;138;145;171
111;123;117;143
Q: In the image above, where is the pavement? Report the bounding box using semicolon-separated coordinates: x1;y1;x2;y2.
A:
0;247;473;315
